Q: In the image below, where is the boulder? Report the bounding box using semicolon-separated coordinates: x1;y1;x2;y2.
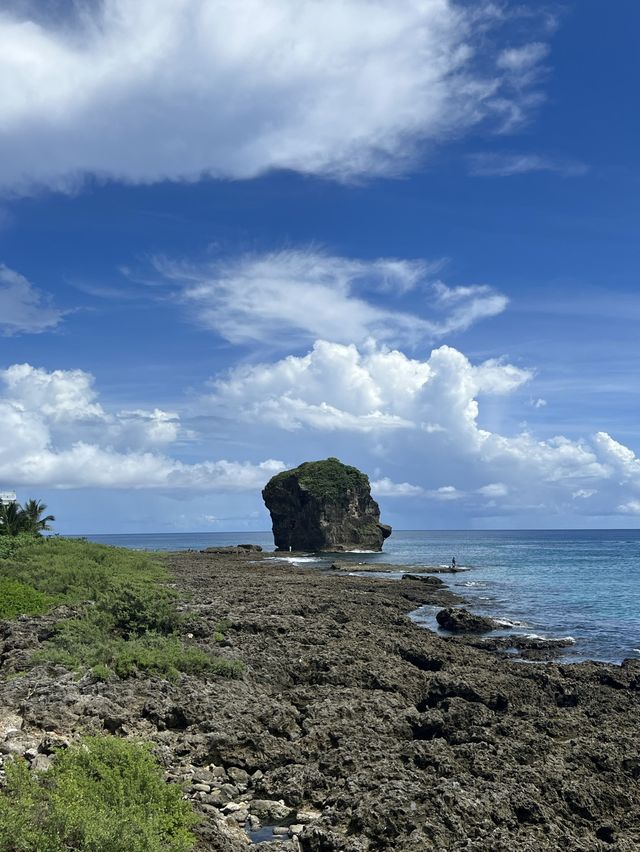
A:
262;458;392;552
435;607;500;634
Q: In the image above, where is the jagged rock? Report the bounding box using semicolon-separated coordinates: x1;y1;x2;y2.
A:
201;545;262;555
262;458;392;552
435;607;500;634
250;799;295;822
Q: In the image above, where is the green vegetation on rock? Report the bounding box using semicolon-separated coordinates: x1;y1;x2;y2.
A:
267;457;369;503
0;736;198;852
0;537;242;681
35;620;242;680
0;578;54;619
0;536;167;606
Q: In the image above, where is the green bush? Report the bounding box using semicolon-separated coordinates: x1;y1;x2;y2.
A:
0;533;38;561
0;536;242;682
100;582;180;638
34;615;242;681
0;736;198;851
265;457;368;504
0;578;54;618
108;634;242;680
0;537;167;606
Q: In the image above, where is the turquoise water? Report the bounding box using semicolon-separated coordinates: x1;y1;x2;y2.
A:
77;530;640;664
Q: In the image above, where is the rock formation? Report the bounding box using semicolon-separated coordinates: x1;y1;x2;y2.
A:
436;606;501;634
262;457;392;551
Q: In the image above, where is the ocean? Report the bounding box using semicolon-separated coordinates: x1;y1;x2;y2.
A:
76;529;640;665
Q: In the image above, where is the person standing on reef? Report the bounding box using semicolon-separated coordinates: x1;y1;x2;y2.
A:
451;557;456;569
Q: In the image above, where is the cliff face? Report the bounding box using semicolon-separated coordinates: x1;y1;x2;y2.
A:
262;457;392;552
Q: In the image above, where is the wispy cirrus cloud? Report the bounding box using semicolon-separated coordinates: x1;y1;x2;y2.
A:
0;264;66;335
467;152;588;177
0;0;553;191
157;250;508;349
497;42;549;75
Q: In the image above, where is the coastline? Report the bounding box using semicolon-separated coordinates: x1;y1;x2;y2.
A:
75;530;640;664
1;549;639;850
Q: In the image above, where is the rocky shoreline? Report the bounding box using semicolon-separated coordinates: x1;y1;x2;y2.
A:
1;549;639;850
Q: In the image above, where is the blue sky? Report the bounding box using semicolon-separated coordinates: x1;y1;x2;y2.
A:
1;0;639;533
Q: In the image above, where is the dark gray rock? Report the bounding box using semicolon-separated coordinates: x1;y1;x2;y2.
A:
3;549;639;851
200;544;262;555
435;607;501;634
262;458;391;552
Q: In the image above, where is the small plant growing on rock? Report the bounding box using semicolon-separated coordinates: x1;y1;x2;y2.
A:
0;736;198;851
100;582;181;638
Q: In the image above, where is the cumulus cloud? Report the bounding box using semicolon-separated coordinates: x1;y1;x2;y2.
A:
371;477;424;497
0;265;65;335
0;1;551;190
158;250;508;347
209;340;532;434
205;339;640;517
0;363;284;489
467;152;588;177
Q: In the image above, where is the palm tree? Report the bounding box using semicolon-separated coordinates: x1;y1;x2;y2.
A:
0;501;27;536
21;499;55;534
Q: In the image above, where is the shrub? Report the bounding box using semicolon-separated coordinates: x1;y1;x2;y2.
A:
0;736;198;851
0;537;167;606
100;582;180;638
0;536;242;682
0;578;55;618
34;616;243;681
108;634;242;680
0;533;38;561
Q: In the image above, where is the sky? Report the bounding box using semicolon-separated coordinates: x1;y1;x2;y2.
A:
1;0;639;534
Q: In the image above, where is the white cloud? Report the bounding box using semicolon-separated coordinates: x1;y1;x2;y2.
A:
428;485;464;500
478;482;508;498
210;340;532;435
467;152;588;178
0;265;65;335
619;500;640;515
497;42;549;74
371;477;424;497
0;363;284;489
158;250;508;348
431;282;508;335
593;431;640;483
3;363;104;421
205;338;640;518
0;1;551;190
572;489;596;500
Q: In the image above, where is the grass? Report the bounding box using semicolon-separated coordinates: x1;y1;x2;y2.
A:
0;536;242;681
0;535;167;606
0;736;198;851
